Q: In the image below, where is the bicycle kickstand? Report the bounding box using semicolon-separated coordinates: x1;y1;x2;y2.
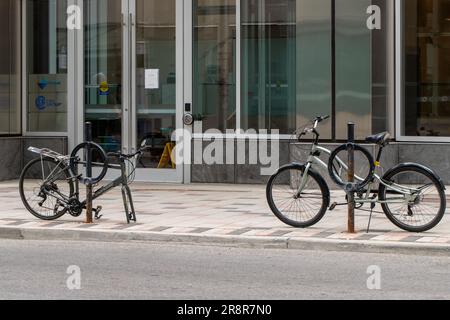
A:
366;203;376;234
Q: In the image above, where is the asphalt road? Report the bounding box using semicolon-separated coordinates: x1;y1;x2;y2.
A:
0;240;448;300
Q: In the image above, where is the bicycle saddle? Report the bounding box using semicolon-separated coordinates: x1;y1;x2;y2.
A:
366;132;391;146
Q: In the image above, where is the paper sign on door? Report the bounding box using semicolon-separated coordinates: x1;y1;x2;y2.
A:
145;69;159;89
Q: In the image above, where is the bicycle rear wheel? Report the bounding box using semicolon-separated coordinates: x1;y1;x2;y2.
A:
266;165;330;228
19;157;74;220
379;165;446;232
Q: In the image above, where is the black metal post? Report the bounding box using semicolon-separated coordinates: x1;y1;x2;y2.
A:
347;123;355;234
85;122;93;224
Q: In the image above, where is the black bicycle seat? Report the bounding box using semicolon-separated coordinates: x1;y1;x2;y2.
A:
366;132;391;146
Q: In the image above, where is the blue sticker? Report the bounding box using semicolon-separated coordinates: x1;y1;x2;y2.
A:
38;79;48;90
35;96;46;110
35;96;62;111
37;79;61;90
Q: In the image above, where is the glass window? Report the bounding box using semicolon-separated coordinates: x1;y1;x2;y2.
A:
84;0;122;154
193;0;236;132
135;0;177;169
27;0;68;133
335;0;391;140
0;0;21;135
241;0;332;136
403;0;450;137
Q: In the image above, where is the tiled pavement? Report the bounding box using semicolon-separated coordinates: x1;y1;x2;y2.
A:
1;181;450;248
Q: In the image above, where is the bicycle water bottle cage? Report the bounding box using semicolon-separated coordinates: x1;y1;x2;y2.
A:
328;143;375;193
69;142;109;185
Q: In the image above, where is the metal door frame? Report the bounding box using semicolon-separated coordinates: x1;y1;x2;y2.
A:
72;0;187;183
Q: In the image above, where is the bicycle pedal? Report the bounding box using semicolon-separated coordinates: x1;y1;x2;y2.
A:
329;202;349;211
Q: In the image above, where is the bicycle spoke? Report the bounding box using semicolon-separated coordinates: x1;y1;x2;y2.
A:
21;159;72;220
381;169;444;231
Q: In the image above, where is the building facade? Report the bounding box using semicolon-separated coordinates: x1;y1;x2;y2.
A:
1;0;450;184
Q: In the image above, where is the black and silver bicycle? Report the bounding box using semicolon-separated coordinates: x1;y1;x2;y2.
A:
19;142;149;224
266;116;447;233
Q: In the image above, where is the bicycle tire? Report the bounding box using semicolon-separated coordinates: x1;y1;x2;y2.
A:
379;164;446;232
19;157;75;220
328;144;375;192
266;164;330;228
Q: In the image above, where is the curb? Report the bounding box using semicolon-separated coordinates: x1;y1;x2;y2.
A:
0;226;449;256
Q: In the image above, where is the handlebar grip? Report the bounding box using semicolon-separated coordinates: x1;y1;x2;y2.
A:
322;115;330;121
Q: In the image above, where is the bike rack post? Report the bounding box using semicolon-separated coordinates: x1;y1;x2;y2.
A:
85;122;94;224
347;123;356;233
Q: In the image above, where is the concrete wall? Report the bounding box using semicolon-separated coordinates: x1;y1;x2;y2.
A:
191;140;450;185
0;138;22;181
191;139;291;184
398;143;450;183
2;137;450;185
0;137;68;182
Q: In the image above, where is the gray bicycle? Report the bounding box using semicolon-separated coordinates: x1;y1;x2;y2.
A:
19;143;148;224
266;116;447;233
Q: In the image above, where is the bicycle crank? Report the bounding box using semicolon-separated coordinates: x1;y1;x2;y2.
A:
68;198;83;217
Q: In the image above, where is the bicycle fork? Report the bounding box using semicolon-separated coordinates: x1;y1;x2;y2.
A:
121;184;137;224
295;163;312;198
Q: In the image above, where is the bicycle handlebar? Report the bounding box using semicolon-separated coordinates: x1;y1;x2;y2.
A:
107;146;151;160
297;115;330;140
317;115;330;122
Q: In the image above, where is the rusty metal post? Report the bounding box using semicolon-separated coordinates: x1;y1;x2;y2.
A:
85;122;93;224
347;123;355;234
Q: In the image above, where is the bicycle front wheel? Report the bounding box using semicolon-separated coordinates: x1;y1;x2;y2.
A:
379;165;446;232
266;165;330;228
19;157;74;220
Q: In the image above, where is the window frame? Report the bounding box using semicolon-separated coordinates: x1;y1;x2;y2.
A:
192;0;396;141
395;0;450;143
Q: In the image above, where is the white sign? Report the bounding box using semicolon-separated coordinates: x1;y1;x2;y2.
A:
145;69;159;89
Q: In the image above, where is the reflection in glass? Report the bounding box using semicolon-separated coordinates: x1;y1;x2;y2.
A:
84;0;122;154
404;0;450;137
335;0;371;139
193;0;236;132
241;0;332;136
0;0;20;134
136;0;177;169
296;0;332;138
27;0;68;133
335;0;390;139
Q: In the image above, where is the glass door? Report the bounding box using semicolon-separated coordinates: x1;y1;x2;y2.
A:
83;0;183;182
130;0;182;182
84;0;126;166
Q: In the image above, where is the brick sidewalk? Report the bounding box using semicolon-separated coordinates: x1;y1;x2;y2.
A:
1;181;450;248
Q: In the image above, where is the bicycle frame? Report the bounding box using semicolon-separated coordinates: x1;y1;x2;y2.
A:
29;147;135;220
299;144;420;206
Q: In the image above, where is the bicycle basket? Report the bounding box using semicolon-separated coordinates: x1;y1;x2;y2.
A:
289;122;316;164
